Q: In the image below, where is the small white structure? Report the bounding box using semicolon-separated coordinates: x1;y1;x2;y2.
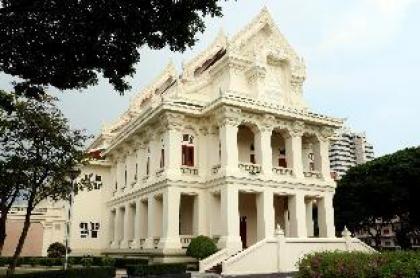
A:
70;8;373;274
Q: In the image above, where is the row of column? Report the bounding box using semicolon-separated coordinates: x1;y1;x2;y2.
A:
220;122;331;179
109;188;207;250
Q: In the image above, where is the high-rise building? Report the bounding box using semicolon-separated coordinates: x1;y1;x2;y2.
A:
329;127;374;179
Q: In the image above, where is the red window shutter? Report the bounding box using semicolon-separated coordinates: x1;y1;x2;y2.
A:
187;146;194;166
182;145;187;165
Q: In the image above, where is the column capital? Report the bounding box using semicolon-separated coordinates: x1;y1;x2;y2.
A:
317;126;335;142
215;106;241;127
160;112;184;131
287;121;305;137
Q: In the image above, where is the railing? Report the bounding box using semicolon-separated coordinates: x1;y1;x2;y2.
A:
180;235;194;248
153;237;160;249
272;167;293;176
199;249;229;272
303;171;322;179
180;166;199;176
212;164;221;174
238;163;261;174
140;238;146;248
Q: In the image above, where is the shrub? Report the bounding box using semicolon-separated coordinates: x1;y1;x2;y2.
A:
186;235;218;260
81;257;94;267
102;256;116;266
126;263;187;277
47;242;71;258
0;266;115;278
114;257;148;268
296;251;420;278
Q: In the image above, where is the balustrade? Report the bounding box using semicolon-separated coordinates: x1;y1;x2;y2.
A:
272;167;294;176
238;163;261;174
303;171;322;179
180;166;199;176
180;235;194;248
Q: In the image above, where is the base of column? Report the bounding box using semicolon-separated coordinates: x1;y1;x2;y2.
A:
158;237;182;250
131;239;141;249
143;238;155;249
120;240;129;249
110;241;119;249
217;236;242;252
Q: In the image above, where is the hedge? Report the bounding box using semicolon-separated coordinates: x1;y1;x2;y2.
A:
296;251;420;278
126;263;188;277
186;236;218;260
0;256;147;268
0;267;115;278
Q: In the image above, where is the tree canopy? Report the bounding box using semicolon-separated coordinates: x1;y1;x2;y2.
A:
334;146;420;248
0;0;225;104
0;90;89;272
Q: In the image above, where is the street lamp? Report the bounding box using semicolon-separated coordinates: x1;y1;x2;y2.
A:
64;168;80;271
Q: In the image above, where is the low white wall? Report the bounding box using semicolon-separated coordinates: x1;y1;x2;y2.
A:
222;234;375;275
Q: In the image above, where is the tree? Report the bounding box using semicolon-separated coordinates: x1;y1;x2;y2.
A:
186;235;218;260
0;91;89;273
334;147;420;249
47;242;71;258
0;0;225;108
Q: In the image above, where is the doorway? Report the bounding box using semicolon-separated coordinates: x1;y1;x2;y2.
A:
240;216;247;249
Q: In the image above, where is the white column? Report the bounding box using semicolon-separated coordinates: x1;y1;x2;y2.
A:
318;193;336;238
257;189;275;240
305;199;314;237
133;200;141;248
218;185;242;251
255;128;273;175
288;193;307;238
198;130;208;177
219;124;239;175
139;199;148;243
114;207;123;248
193;191;207;236
314;139;332;180
159;187;182;249
107;209;115;248
120;205;129;248
143;195;156;249
164;128;181;177
285;134;303;178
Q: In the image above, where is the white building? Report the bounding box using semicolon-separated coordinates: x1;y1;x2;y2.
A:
70;9;372;274
329;128;374;179
3;200;66;257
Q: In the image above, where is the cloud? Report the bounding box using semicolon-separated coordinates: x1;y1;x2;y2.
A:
318;0;418;53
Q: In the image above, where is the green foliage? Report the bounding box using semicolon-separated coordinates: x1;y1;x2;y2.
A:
334;147;420;248
101;256;116;267
80;257;94;267
114;257;148;268
0;266;115;278
296;251;420;278
126;263;187;276
186;236;218;260
0;0;225;104
47;242;70;258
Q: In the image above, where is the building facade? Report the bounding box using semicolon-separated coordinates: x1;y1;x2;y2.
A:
329;127;374;179
70;9;372;273
2;201;66;257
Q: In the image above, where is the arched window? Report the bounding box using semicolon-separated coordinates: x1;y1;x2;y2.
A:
146;147;151;175
182;134;194;166
160;138;165;169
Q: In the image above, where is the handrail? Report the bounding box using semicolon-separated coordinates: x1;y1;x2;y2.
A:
199;249;229;272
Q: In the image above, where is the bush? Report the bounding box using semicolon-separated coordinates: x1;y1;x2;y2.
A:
186;235;218;260
80;257;94;267
0;266;115;278
47;242;71;258
296;251;420;278
126;263;187;277
114;257;148;268
101;256;116;266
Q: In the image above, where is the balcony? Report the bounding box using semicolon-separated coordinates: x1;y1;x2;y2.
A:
238;163;261;175
180;235;194;248
180;166;199;176
272;167;293;176
303;171;322;179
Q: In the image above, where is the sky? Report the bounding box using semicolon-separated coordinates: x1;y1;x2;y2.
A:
1;0;419;156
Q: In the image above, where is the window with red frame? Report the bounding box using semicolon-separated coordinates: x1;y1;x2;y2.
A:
278;149;287;167
182;134;195;166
